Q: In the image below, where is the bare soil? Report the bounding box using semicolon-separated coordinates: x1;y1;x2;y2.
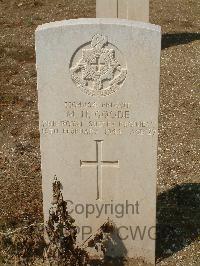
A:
0;0;199;265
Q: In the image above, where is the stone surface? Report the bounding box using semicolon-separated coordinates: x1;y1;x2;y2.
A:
36;18;161;264
96;0;118;18
131;0;149;22
96;0;149;22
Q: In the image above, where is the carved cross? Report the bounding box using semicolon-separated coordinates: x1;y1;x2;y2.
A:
80;140;119;200
91;55;105;73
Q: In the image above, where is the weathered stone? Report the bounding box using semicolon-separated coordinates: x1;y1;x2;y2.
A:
36;18;161;264
131;0;148;22
96;0;149;22
96;0;118;18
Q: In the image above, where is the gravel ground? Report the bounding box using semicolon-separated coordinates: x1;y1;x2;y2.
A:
0;0;199;265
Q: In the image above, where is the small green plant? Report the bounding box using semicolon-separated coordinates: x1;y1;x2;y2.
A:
0;176;116;265
44;176;89;265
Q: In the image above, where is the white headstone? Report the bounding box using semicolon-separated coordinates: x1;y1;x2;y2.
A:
36;18;161;264
96;0;149;22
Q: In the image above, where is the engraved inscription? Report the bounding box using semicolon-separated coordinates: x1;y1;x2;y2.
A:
80;140;119;200
40;101;157;136
70;34;127;96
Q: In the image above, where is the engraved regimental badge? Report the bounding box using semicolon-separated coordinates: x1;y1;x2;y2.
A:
70;34;127;97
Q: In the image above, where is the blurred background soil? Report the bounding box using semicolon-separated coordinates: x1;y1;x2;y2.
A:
0;0;199;265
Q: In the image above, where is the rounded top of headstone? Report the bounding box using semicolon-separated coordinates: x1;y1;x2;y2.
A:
36;18;161;33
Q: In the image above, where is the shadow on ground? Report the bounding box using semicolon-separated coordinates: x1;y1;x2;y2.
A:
89;184;200;265
162;32;200;49
156;183;200;261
